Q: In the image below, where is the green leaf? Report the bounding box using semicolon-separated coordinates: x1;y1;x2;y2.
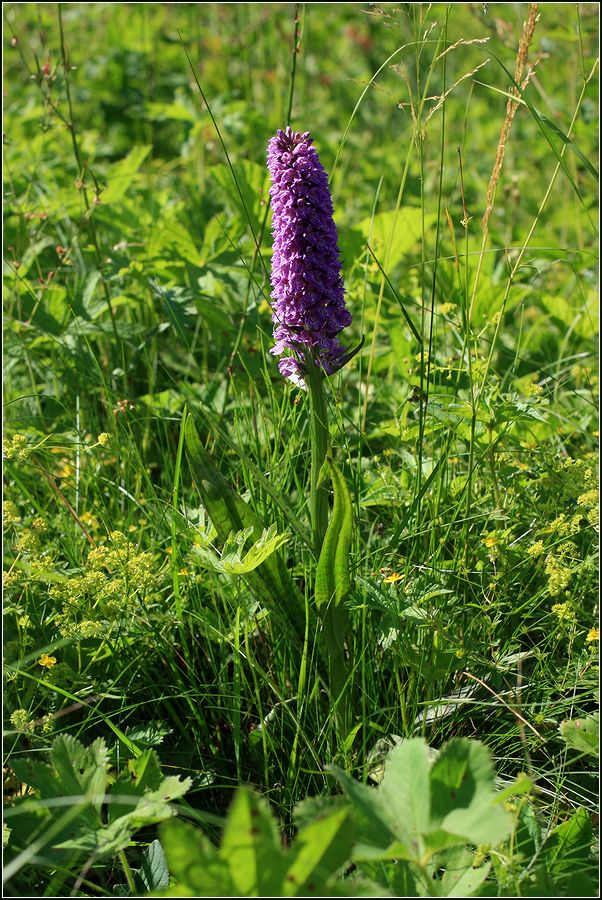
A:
157;818;231;896
156;788;367;898
184;411;306;636
139;839;170;891
284;806;355;896
358;208;436;272
11;735;109;813
542;808;594;877
331;738;513;868
329;740;431;859
315;459;353;649
533;107;598;181
559;713;599;757
8;739;190;867
220;788;286;896
209;160;270;236
192;523;291;574
428;739;513;847
102;145;152;204
435;847;491;897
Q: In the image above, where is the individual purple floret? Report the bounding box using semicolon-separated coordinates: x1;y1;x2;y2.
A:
267;126;352;384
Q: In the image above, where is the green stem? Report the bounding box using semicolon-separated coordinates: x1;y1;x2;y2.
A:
118;850;137;894
306;359;330;557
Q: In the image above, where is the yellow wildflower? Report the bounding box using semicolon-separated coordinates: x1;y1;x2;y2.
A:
383;572;403;584
38;653;57;668
586;627;599;643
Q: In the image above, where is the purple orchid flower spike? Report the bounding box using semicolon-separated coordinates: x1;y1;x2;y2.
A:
266;126;353;386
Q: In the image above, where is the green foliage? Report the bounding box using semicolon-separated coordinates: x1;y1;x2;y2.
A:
183;411;306;635
155;789;362;897
559;712;600;758
192;523;291;575
329;738;513;895
2;2;598;897
151;737;545;897
4;735;190;883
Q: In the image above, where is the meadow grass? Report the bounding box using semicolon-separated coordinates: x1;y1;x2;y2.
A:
3;3;599;896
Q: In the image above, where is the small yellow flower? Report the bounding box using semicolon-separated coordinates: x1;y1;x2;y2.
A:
97;432;111;447
528;541;544;558
551;602;576;623
38;653;57;668
483;535;498;549
439;302;456;316
586;627;599;643
3;434;30;462
383;572;403;584
10;709;34;733
3;501;20;527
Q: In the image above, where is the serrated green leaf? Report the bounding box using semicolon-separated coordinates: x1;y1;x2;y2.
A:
328;764;413;857
429;739;512;847
192;523;291;574
542;808;594;877
11;735;109;812
184;412;305;636
102;145;152;205
358;208;436;272
559;713;599;757
156;818;232;896
139;839;170;891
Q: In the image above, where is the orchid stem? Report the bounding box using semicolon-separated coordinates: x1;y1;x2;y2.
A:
306;359;329;558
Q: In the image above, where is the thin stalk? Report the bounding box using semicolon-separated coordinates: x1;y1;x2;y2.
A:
478;58;598;401
306;359;330;557
286;4;304;125
457;145;477;552
58;5;122;357
118;850;137;895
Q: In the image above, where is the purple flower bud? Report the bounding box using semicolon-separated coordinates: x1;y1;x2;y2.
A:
267;127;351;383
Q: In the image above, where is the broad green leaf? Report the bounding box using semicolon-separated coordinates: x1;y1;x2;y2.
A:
429;739;513;847
220;788;285;896
156;789;371;898
540;292;599;341
378;738;432;846
157;818;233;896
102;145;152;205
542;808;594;876
184;412;305;636
139;839;170;891
327;765;403;856
11;735;109;812
284;806;355;896
559;712;599;757
7;737;189;869
192;523;291;574
209;160;270;236
315;459;353;650
358;208;436;272
436;847;491;897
